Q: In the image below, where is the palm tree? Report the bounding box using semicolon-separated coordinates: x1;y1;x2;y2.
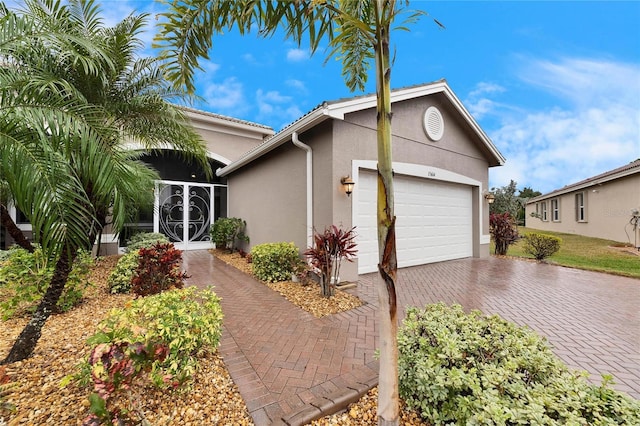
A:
1;0;211;364
155;1;438;423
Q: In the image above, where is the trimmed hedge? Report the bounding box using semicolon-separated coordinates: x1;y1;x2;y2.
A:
523;232;562;260
398;303;640;425
250;242;299;282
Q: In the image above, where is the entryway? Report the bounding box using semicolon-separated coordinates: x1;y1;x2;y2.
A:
154;180;227;250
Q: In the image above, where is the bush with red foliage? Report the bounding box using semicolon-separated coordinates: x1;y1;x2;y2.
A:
490;213;519;256
304;225;357;297
131;243;188;297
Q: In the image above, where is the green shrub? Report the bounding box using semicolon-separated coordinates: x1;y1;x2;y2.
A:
209;217;249;251
523;232;562;260
125;232;169;252
398;303;640;425
131;243;187;297
79;287;223;424
108;234;171;294
107;251;139;294
0;247;92;320
251;242;299;282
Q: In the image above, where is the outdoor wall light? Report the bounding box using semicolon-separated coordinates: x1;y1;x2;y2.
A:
341;176;355;197
484;192;496;204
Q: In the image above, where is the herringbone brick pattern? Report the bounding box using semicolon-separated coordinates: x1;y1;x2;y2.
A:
183;251;639;425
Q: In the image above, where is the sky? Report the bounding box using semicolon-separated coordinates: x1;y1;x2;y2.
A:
10;0;640;194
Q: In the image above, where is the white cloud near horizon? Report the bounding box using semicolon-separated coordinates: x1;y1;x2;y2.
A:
485;56;640;194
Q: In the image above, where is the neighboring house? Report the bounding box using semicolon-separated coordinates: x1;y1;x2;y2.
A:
525;160;640;246
218;80;505;282
2;80;506;282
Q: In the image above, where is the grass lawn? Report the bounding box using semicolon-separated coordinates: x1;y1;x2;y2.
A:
493;227;640;279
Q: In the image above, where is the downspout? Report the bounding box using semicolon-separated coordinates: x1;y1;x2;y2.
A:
292;132;313;249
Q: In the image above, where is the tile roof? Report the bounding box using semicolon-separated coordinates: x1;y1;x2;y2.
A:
527;159;640;203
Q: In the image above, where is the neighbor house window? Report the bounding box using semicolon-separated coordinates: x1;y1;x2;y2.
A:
575;192;587;222
551;198;560;222
540;201;548;221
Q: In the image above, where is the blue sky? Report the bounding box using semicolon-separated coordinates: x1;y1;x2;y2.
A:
12;0;640;194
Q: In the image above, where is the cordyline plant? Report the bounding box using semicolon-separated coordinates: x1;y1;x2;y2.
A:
304;225;357;297
490;213;519;256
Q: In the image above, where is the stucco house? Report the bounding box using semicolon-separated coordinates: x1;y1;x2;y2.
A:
1;108;274;253
524;160;640;247
2;80;506;282
217;80;505;282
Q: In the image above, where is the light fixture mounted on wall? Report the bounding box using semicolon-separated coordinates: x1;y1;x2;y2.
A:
341;176;355;197
484;192;495;204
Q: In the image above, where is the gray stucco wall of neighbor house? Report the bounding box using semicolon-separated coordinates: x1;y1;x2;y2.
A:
525;174;640;244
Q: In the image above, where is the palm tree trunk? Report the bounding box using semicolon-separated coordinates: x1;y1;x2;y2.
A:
1;245;77;364
0;203;34;253
375;1;399;424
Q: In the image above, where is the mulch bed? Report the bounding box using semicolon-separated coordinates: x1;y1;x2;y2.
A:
209;249;364;317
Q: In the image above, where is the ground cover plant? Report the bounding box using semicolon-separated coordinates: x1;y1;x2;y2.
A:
398;303;640;425
0;246;93;320
0;256;251;425
497;227;640;278
76;287;223;424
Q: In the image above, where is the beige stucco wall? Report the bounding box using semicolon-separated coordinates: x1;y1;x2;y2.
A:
187;114;270;164
227;94;496;282
525;173;640;244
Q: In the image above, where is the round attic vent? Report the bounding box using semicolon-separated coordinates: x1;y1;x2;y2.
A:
423;106;444;141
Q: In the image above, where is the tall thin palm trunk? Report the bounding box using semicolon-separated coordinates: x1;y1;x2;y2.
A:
374;1;399;424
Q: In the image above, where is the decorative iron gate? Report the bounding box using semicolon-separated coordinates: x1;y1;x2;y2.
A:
154;180;227;250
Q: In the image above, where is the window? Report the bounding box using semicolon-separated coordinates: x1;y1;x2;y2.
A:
540;201;548;221
551;198;560;222
575;192;587;222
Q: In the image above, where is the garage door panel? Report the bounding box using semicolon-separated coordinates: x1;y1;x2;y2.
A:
357;171;473;274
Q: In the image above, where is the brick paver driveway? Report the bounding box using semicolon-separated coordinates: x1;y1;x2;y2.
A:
385;257;640;397
184;252;639;425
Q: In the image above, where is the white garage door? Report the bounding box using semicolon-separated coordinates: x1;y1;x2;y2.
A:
356;171;473;274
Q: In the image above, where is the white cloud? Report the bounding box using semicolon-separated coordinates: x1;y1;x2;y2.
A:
255;89;303;129
202;77;248;115
286;48;310;62
465;82;510;120
286;79;308;94
488;56;640;194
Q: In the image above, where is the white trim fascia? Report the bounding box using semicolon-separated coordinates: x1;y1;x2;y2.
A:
218;81;505;177
527;168;640;204
350;160;490;254
217;106;332;176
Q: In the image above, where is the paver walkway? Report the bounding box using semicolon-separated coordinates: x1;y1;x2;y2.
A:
183;251;640;425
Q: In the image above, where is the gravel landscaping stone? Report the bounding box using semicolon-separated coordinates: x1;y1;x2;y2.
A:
0;256;252;425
